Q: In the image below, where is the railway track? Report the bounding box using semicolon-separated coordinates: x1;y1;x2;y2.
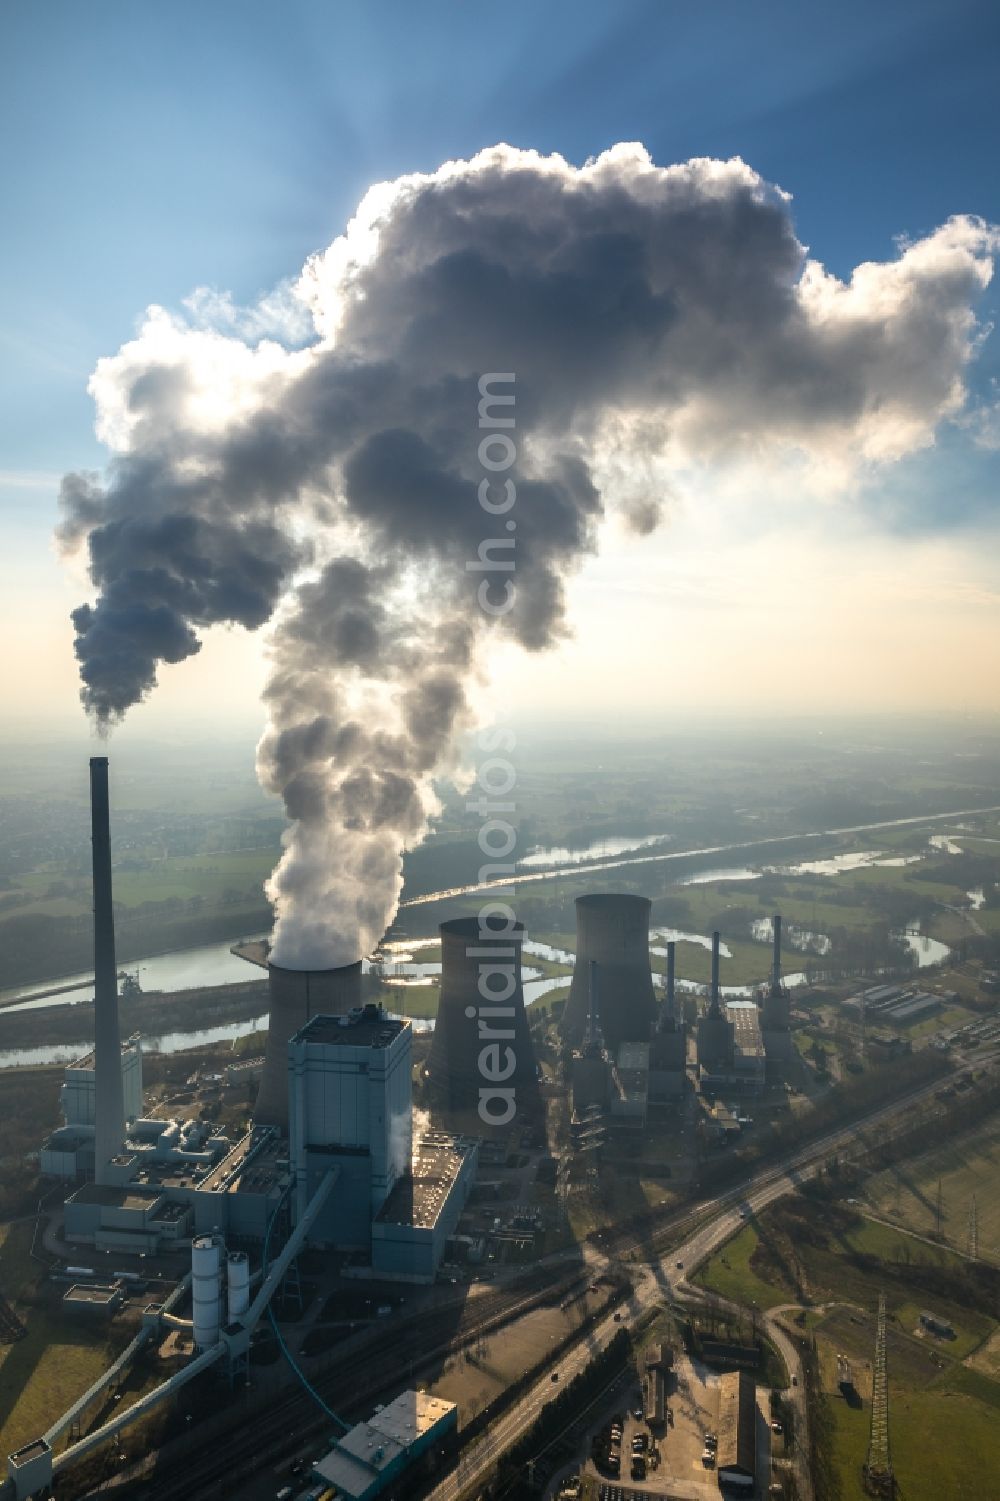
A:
97;1264;596;1501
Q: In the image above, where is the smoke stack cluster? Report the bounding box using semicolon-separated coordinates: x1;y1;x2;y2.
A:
254;959;363;1128
562;894;656;1052
90;757;126;1185
425;917;539;1124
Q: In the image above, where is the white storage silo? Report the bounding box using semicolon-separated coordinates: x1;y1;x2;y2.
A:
191;1234;223;1350
226;1251;250;1324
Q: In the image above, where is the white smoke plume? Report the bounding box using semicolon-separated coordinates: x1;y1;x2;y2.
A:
58;144;998;967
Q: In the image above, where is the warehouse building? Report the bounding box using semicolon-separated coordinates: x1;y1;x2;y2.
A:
716;1369;756;1490
312;1390;457;1499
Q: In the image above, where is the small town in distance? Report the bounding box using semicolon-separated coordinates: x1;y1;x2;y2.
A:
3;728;1000;1501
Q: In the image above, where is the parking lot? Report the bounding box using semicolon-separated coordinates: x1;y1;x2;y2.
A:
583;1351;723;1499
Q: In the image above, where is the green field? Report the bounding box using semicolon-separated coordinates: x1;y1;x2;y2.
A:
862;1110;1000;1265
694;1223;791;1310
696;1193;1000;1501
828;1381;1000;1501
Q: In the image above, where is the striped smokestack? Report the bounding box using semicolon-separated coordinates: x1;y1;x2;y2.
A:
90;757;126;1185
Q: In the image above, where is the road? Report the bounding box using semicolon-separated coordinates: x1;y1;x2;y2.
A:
428;1049;1000;1501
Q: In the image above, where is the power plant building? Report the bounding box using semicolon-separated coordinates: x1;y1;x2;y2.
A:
312;1390;457;1500
255;959;364;1129
371;1131;479;1282
562;895;657;1052
288;1008;413;1249
40;1036;144;1180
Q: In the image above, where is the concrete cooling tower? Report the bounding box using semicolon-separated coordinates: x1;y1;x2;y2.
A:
425;917;540;1125
254;960;363;1128
562;894;657;1052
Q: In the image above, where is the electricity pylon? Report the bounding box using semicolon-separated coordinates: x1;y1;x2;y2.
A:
864;1293;895;1498
968;1195;979;1261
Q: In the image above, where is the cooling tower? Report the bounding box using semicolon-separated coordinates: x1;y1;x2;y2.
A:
562;894;656;1051
254;959;363;1129
425;917;540;1124
89;757;126;1186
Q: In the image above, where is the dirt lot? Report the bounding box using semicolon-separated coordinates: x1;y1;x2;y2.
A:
426;1286;612;1421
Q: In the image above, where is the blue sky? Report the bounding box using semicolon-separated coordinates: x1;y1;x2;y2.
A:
2;0;999;732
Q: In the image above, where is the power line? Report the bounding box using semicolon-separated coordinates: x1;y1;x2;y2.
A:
864;1292;895;1498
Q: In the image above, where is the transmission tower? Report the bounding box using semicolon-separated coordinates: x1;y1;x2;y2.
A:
968;1195;979;1261
864;1293;896;1498
935;1178;944;1238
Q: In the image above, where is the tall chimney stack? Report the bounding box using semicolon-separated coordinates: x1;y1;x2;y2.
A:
90;757;126;1185
771;913;783;995
666;940;676;1019
709;930;721;1013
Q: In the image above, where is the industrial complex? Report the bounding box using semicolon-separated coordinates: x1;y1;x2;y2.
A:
7;758;808;1500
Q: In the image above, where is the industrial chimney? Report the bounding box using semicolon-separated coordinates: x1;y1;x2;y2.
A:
696;929;734;1073
651;939;686;1078
254;960;363;1128
90;757;126;1186
425;916;539;1125
561;894;657;1051
760;913;791;1032
771;914;783;995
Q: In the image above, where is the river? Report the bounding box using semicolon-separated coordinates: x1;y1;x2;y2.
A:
2;799;986;1065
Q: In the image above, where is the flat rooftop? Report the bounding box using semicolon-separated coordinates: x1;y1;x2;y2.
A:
64;1283;120;1304
314;1391;455;1493
727;1000;765;1057
69;1184;163;1213
295;1009;406;1050
197;1134;288;1197
375;1133;475;1230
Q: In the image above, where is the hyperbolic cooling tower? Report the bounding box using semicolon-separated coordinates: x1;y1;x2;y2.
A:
254;959;363;1128
89;758;126;1186
425;917;539;1122
562;894;657;1051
